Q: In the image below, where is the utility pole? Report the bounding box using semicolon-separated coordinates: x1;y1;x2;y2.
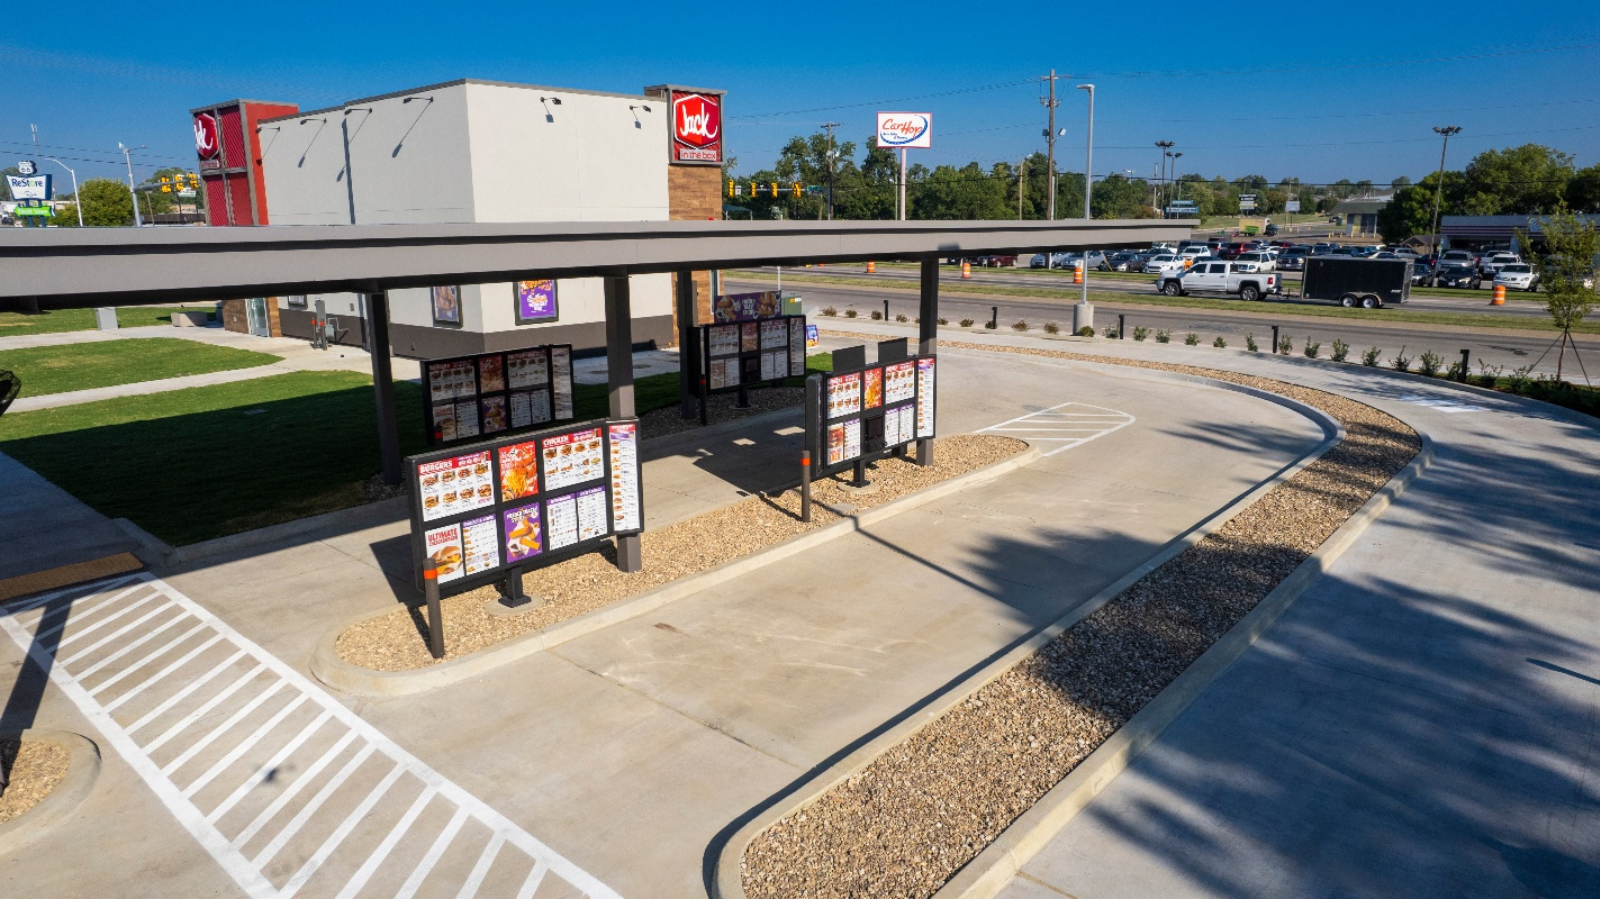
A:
118;142;145;227
1077;84;1094;219
1040;71;1061;220
1018;157;1026;219
1428;126;1462;268
821;121;841;221
1155;140;1174;216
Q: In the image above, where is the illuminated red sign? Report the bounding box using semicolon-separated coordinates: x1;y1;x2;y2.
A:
671;91;722;164
194;112;220;161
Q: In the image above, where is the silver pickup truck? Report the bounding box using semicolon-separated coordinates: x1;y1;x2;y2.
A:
1156;260;1281;301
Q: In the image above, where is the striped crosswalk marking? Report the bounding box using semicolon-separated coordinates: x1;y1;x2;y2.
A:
2;573;615;900
978;402;1135;455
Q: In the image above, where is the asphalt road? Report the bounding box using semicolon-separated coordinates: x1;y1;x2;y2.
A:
744;265;1549;320
727;276;1599;379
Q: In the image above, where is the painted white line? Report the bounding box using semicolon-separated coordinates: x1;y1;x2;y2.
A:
160;680;289;776
206;711;333;824
33;584;154;643
103;634;227;712
458;833;507;900
59;598;176;664
230;731;361;851
335;786;439;899
140;662;267;752
979;402;1136;457
275;763;408;898
88;623;210;697
248;743;379;868
397;807;471;900
516;861;551;899
125;648;248;735
183;695;311;799
75;613;192;680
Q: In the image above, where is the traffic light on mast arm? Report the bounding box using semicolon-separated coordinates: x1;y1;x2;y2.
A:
770;182;779;198
792;182;802;198
727;180;734;199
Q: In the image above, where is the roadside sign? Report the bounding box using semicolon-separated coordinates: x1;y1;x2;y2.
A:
1239;193;1258;212
1286;200;1300;213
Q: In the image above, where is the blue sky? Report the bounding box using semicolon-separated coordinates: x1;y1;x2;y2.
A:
4;0;1598;190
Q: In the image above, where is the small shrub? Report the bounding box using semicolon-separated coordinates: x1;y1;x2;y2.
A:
1043;322;1061;334
1078;326;1095;337
869;310;883;320
1213;335;1228;348
1303;339;1321;359
1362;347;1382;367
1507;365;1534;391
1476;361;1503;388
960;318;975;327
1184;332;1200;346
1418;350;1443;377
937;316;949;325
1155;329;1171;343
821;306;838;317
1446;359;1467;382
1104;325;1120;339
1331;339;1350;363
1391;346;1412;372
895;313;909;323
914;316;920;324
984;320;998;330
1245;332;1259;352
1012;320;1029;331
845;309;859;318
1277;333;1293;354
1133;325;1150;341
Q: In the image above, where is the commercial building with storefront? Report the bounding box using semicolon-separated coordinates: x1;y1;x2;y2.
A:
193;79;724;356
1440;213;1600;253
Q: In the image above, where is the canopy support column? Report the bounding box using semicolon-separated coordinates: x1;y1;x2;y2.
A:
605;275;643;573
366;290;402;486
916;258;939;466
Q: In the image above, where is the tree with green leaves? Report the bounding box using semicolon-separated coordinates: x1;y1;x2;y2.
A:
1566;163;1600;214
1463;144;1573;215
74;178;135;227
912;163;1010;220
1519;211;1600;382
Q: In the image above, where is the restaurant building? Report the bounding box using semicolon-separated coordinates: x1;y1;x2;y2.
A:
192;79;725;356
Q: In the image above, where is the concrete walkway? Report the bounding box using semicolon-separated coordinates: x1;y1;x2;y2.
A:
0;343;1327;897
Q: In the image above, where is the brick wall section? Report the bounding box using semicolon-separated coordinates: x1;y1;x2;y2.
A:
667;164;722;336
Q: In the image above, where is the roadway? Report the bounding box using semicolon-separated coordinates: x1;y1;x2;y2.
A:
727;276;1597;379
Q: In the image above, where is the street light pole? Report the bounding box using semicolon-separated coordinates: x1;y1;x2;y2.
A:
1077;84;1094;220
31;124;82;227
821;121;840;221
118;142;145;227
1155;140;1174;216
1428;125;1461;269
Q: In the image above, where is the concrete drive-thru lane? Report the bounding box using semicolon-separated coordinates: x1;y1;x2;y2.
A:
0;347;1328;897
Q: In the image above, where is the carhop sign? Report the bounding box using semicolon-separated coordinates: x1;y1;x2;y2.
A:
670;90;722;164
876;112;932;149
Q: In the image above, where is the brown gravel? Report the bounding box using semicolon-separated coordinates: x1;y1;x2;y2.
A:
336;434;1026;672
740;337;1422;899
0;738;70;826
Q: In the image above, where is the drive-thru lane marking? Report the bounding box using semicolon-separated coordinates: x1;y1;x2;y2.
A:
979;402;1135;455
2;573;617;900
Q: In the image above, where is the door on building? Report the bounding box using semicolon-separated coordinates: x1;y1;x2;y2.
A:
245;298;271;337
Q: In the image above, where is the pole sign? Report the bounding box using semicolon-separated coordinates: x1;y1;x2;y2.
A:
16;160;36;175
1239;193;1258;212
6;173;51;201
875;112;932;149
1285;200;1300;213
670;91;723;164
194;112;223;170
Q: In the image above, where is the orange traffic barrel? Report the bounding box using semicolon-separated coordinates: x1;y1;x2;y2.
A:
1073;261;1084;285
1491;284;1506;305
961;260;972;279
867;260;876;274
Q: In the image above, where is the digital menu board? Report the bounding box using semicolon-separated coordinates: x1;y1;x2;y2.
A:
406;417;645;598
423;344;576;447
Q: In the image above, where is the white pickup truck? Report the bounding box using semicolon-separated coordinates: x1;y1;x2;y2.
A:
1156;260;1281;301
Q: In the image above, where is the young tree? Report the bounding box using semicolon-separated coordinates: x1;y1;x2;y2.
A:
1519;210;1600;382
75;178;135;226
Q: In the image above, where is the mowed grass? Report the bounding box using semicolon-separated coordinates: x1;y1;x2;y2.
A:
2;338;281;397
0;353;833;546
0;306;218;336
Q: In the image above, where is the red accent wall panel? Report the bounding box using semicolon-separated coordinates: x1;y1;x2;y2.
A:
219;106;246;171
228;175;253;228
203;175;229;226
244;101;298;225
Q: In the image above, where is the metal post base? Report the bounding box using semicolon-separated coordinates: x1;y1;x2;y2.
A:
916;437;933;466
616;533;643;573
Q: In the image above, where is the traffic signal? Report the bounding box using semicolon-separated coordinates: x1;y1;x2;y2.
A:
187;173;199;189
727;180;735;198
769;182;778;198
792;182;802;198
159;177;171;193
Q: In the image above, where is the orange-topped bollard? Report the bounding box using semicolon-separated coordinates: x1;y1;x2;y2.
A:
1074;261;1084;285
1491;283;1506;305
867;260;876;274
961;260;972;279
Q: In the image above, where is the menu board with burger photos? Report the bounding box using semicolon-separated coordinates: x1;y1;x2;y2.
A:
423;344;575;447
806;341;935;480
699;314;808;394
408;418;645;594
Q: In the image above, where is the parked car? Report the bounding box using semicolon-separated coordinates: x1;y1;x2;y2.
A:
1143;253;1188;275
1278;248;1308;271
1440;249;1480;270
1434;262;1481;289
1030;253;1050;268
1494;263;1539;291
1106;251;1145;272
1156;261;1281;301
1178;246;1212;262
1410;262;1436;286
975;254;1017;268
1052;250;1107;270
1302;257;1411;308
1233;251;1276;273
1479;251;1521;277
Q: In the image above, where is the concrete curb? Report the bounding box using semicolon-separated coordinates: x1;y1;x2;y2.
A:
707;376;1347;899
935;431;1435;899
0;729;101;855
310;442;1044;699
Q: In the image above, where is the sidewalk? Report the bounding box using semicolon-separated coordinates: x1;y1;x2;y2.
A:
0;451;139;599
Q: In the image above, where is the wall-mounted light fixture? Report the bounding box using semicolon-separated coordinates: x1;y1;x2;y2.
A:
628;104;652;128
540;96;562;122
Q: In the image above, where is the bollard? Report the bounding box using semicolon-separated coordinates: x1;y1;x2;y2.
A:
989;306;998;330
867;260;876;274
423;567;444;660
1271;325;1281;355
1460;348;1471;382
800;451;812;522
1073;261;1084;285
1491;284;1506;306
962;260;972;279
1119;314;1126;340
883;299;890;322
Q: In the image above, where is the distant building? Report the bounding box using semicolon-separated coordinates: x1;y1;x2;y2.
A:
1440;214;1600;252
1330;196;1391;235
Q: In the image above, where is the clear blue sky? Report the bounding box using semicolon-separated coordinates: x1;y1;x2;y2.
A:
4;0;1598;190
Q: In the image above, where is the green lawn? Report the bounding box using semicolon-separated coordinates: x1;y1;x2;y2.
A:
0;306;218;336
0;353;833;547
2;338;281;397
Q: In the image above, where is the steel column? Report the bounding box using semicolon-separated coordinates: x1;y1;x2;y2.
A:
605;275;643;573
366;291;402;486
917;258;939;465
675;270;697;419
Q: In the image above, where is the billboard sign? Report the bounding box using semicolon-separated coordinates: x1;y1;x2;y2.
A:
194;112;221;161
5;174;51;201
1239;193;1258;212
1286;200;1301;213
876;112;932;149
671;91;723;164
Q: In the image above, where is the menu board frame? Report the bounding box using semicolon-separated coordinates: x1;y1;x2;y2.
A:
422;343;576;448
406;417;646;598
697;314;808;397
804;342;935;481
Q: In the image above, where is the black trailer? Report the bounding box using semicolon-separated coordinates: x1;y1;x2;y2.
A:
1301;257;1411;308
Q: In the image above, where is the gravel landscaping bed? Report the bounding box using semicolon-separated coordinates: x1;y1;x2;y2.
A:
0;738;70;826
741;336;1421;899
336;434;1025;672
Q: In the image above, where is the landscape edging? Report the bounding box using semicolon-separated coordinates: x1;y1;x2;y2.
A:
707;375;1345;899
0;729;102;855
310;443;1043;699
